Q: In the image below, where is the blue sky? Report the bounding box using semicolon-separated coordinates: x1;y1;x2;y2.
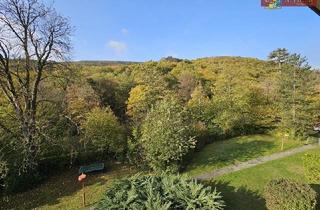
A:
49;0;320;67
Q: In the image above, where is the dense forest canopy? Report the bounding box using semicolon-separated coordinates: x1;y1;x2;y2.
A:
1;46;320;192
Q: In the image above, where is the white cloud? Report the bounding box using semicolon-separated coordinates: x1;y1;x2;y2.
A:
107;40;127;55
121;28;128;35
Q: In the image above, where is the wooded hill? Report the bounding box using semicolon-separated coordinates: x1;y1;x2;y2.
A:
1;51;319;193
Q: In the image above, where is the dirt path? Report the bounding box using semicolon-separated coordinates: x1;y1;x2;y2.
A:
195;144;319;180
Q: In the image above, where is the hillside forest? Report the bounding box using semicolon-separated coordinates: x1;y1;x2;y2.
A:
1;46;320;193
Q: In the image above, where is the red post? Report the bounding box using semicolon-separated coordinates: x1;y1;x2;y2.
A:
78;173;87;208
82;182;86;207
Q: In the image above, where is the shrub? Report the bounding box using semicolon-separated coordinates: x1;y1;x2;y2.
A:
303;154;320;183
95;174;224;210
140;96;196;172
263;178;317;210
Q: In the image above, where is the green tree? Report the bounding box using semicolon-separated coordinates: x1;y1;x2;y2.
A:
83;107;126;155
140;97;196;172
187;85;218;146
211;67;264;135
126;85;161;122
66;82;100;127
275;52;317;138
288;53;310;69
87;77;134;121
268;48;290;68
187;84;211;122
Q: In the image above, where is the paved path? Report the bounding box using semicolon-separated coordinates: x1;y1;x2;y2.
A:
195;144;319;180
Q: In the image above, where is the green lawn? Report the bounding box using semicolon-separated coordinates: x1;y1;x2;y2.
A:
185;134;306;176
211;147;320;210
1;135;315;210
1;164;136;210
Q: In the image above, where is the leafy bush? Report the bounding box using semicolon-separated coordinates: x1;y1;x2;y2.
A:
95;174;224;210
303;154;320;183
263;178;317;210
140;96;196;172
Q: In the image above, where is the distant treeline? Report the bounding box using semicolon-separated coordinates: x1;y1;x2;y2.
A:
73;60;142;66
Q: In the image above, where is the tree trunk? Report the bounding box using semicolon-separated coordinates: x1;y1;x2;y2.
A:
21;121;38;170
292;68;296;136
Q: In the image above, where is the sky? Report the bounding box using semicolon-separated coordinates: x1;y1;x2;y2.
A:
48;0;320;67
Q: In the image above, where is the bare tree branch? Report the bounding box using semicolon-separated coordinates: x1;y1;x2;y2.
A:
0;0;72;170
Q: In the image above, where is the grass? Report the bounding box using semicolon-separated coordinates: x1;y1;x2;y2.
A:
185;134;307;176
1;134;315;210
1;163;136;210
211;147;320;210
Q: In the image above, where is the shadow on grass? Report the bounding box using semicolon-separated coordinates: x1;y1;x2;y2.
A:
0;165;117;210
310;184;320;210
209;180;267;210
187;139;276;172
216;140;276;161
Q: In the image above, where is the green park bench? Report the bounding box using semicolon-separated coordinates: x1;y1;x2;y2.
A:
79;163;105;174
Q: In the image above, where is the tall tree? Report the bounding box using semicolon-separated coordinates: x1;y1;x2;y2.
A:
277;65;317;137
268;48;290;68
0;0;72;170
211;67;262;135
140;96;196;172
275;51;316;137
